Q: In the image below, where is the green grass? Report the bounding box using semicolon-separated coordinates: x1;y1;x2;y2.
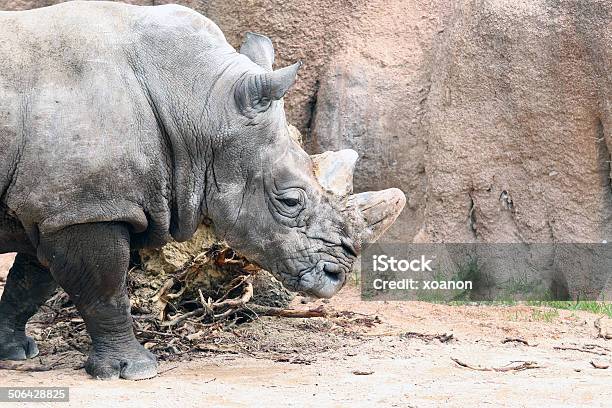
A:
449;257;479;301
528;300;612;317
530;308;559;322
441;299;612;319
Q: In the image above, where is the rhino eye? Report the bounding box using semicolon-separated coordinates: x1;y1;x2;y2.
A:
274;189;305;219
279;197;300;207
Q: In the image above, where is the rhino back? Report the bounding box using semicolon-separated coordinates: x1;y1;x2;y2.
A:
0;2;229;245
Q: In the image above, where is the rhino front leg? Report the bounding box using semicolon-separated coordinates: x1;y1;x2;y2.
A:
39;222;157;380
0;253;57;360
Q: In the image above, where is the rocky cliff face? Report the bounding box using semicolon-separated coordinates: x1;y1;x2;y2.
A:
424;0;611;244
2;0;610;245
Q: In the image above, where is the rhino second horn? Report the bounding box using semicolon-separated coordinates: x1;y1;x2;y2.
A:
349;188;406;245
311;149;358;198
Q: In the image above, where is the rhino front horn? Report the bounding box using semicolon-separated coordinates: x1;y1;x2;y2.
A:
311;149;358;198
348;188;406;245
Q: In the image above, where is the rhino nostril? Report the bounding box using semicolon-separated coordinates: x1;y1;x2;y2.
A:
324;262;340;273
323;262;342;281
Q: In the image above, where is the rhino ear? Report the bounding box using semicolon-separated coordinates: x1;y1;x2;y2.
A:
240;32;274;71
235;62;302;116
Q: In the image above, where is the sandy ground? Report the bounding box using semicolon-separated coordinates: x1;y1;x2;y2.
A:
1;253;611;407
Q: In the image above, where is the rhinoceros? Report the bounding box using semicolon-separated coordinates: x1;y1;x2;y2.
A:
0;1;405;380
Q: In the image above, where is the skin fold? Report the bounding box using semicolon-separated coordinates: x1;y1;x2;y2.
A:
0;2;405;380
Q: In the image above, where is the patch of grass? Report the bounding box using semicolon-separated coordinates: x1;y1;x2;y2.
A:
530;308;559;322
503;274;538;295
449;255;494;301
449;258;477;301
443;300;612;318
528;301;612;318
447;299;517;307
506;308;559;323
416;289;447;303
501;274;554;301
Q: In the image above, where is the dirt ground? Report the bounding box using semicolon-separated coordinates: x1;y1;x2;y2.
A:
1;253;611;408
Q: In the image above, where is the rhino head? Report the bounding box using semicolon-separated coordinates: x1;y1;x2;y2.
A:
204;33;405;298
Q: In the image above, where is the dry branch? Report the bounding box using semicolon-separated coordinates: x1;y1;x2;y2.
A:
213;276;254;309
160;277;254;326
451;357;542;372
553;345;608;356
0;361;54;372
583;343;611;352
247;304;328;318
502;337;538;347
401;332;454;343
160;308;205;327
352;370;374;375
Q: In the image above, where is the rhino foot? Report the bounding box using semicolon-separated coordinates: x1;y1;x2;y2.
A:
85;341;158;380
0;331;39;361
0;253;57;361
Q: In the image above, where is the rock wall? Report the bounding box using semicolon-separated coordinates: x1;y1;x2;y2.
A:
1;0;610;244
424;0;611;243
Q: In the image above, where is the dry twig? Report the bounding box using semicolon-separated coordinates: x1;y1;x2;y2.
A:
553;345;608;356
401;332;454;343
451;357;542;372
0;362;54;372
352;370;374;375
247;304;328;318
502;337;538;347
161;276;255;326
583;343;611;352
213;276;254;310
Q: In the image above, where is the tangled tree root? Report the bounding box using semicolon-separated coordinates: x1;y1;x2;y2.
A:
127;236;304;359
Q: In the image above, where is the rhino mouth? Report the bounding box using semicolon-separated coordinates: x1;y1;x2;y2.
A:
299;260;348;298
277;244;356;298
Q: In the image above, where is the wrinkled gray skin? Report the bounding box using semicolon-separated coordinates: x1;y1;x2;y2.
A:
0;2;405;380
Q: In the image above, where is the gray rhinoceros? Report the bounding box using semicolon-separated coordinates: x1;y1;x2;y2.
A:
0;2;405;380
